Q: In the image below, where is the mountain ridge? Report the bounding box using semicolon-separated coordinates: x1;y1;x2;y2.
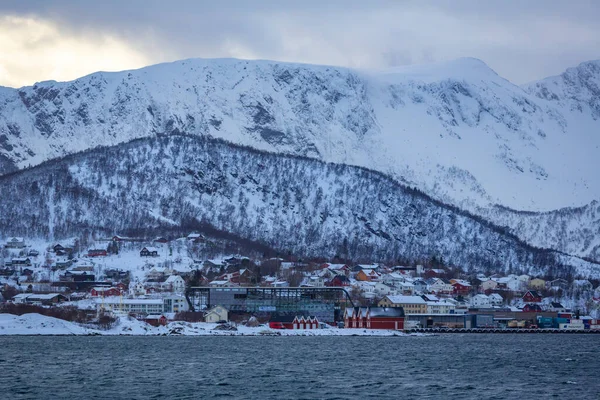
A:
0;56;598;262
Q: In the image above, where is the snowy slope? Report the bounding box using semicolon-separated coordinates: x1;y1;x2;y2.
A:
2;134;599;276
0;57;598;213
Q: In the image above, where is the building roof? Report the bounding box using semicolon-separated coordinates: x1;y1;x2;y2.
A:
164;275;184;284
92;286;117;292
385;295;426;304
368;307;405;318
452;279;471;287
327;264;348;271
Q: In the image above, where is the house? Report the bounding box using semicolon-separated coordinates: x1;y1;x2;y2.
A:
365;307;405;330
356;269;381;282
143;314;168;327
88;248;107;257
548;302;568;313
129;281;147;296
344;307;368;328
5;237;25;248
426;300;455;314
395;281;415;296
412;279;428;294
53;244;73;255
187;233;205;243
497;276;524;292
269;315;296;329
0;267;15;276
154;237;169;244
470;294;491;308
529;278;547;290
324;263;351;276
378;295;427;314
427;278;453;295
381;272;405;286
344;307;405;330
163;275;186;293
292;316;319;329
60;270;95;282
489;293;504;306
90;287;121;297
424;268;446;278
549;278;568;290
12;258;32;267
140;247;159;257
523;290;542;303
480;279;499;292
13;293;67;305
451;279;472;296
204;305;228;323
27;249;40;257
326;275;351;287
55;260;73;270
146;268;164;281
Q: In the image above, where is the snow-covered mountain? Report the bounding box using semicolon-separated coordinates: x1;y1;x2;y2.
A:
0;57;598;261
2;134;597;276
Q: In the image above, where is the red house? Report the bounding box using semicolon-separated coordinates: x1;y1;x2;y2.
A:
292;316;319;329
344;307;405;330
143;315;168;327
523;290;542;303
268;315;296;329
90;287;121;297
88;248;107;257
326;275;351;287
451;280;472;296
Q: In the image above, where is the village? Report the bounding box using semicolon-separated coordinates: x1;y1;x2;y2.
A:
1;234;600;333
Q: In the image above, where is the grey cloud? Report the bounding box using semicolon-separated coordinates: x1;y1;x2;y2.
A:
1;0;599;84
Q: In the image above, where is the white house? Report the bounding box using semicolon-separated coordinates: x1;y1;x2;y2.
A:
129;281;146;296
396;281;415;295
204;305;228;323
163;275;186;293
470;294;491;308
426;300;456;314
374;282;394;296
428;278;453;295
489;293;503;306
480;279;498;292
5;237;25;248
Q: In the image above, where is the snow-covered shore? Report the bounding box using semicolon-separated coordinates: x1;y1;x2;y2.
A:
0;313;420;337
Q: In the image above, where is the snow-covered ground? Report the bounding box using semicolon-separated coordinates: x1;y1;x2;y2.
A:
0;313;418;336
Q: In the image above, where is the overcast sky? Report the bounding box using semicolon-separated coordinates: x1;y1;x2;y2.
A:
0;0;599;88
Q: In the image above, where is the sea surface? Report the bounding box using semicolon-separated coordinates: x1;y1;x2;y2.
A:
0;334;598;399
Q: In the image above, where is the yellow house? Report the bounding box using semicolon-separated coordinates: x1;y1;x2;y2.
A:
378;295;427;314
529;278;546;290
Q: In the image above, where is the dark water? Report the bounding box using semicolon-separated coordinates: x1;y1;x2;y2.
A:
0;335;598;399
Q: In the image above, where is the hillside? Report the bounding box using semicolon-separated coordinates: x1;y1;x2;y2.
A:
0;57;598;262
1;134;598;277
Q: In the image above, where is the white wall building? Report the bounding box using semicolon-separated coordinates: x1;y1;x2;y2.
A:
98;295;188;315
470;294;491;308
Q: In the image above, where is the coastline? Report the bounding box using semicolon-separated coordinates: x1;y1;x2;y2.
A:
0;313;420;337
